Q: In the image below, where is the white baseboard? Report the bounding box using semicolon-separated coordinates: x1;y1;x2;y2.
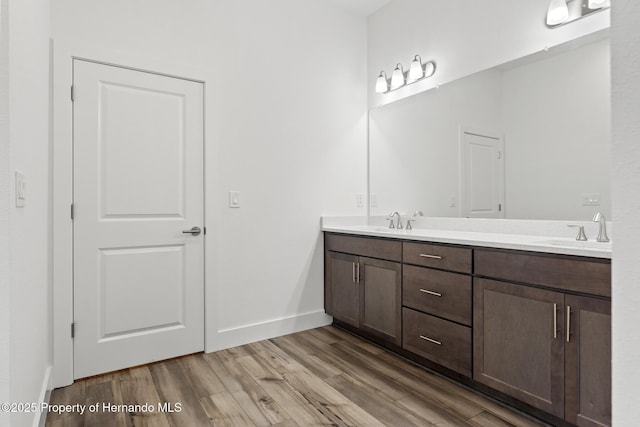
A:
34;365;52;427
205;310;332;353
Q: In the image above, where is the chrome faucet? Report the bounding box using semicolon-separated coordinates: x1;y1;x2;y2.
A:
406;210;424;230
387;211;403;229
592;212;610;242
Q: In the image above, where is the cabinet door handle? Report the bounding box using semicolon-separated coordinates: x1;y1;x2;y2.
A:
356;262;360;283
419;335;442;345
553;303;558;339
419;254;442;260
352;262;355;283
566;306;572;343
419;289;442;297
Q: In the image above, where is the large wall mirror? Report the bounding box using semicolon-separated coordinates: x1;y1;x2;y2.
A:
369;30;610;221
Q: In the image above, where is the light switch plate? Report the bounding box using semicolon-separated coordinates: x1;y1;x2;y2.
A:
15;171;25;208
229;191;240;208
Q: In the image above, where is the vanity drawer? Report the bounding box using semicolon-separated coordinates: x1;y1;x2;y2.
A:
403;242;472;273
403;265;472;326
475;249;611;297
403;307;471;377
325;233;402;262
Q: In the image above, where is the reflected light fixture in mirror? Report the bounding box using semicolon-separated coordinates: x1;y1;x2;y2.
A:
390;63;406;90
588;0;610;8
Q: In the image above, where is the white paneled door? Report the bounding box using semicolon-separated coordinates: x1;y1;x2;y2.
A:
73;60;204;379
461;130;504;219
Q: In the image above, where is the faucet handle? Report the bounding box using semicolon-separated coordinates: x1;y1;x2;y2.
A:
567;225;588;241
385;215;396;229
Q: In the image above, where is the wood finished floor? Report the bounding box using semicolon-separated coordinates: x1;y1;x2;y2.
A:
45;326;548;427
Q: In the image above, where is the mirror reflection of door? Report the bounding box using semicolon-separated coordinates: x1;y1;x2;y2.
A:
460;129;504;218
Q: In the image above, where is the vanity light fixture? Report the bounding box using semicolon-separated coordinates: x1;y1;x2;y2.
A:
546;0;569;26
375;71;389;93
546;0;610;27
390;63;406;90
377;55;437;94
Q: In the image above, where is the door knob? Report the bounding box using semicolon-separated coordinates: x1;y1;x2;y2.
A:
182;226;202;236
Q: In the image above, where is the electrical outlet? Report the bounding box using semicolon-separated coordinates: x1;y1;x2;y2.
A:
582;194;601;206
356;193;364;208
370;194;378;207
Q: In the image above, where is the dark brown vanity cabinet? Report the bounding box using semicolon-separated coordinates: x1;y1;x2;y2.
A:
474;277;566;417
325;251;361;328
324;233;611;426
474;249;611;426
564;295;611;427
324;234;402;345
401;242;473;376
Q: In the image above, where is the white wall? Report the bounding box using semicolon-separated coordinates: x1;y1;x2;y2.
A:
51;0;367;359
369;68;503;217
503;38;611;220
6;0;52;425
368;0;610;107
0;0;10;425
611;0;640;424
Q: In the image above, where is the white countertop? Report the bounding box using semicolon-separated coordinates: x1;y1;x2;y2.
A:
321;219;612;259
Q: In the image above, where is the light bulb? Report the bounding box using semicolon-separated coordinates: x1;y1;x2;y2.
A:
546;0;569;26
390;64;405;90
375;71;388;93
408;55;424;83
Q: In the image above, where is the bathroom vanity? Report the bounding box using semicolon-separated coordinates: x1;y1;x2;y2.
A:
323;221;611;427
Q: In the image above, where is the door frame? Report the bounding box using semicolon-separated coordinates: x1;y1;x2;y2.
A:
458;125;505;218
52;38;214;387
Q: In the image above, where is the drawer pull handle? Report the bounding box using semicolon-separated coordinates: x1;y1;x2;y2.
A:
419;254;442;260
419;289;442;297
553;303;558;339
419;335;442;345
566;305;572;343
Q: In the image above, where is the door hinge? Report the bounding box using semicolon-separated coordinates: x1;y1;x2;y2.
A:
71;203;74;220
71;85;74;102
71;321;76;338
499;203;502;212
203;226;207;235
498;151;502;159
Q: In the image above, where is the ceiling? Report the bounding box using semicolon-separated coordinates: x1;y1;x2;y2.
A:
327;0;392;16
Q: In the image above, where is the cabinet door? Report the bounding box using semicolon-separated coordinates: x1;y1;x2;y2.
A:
326;251;360;328
359;257;402;345
474;278;565;418
565;295;611;426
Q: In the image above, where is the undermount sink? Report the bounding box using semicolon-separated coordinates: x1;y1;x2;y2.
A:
538;239;612;250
